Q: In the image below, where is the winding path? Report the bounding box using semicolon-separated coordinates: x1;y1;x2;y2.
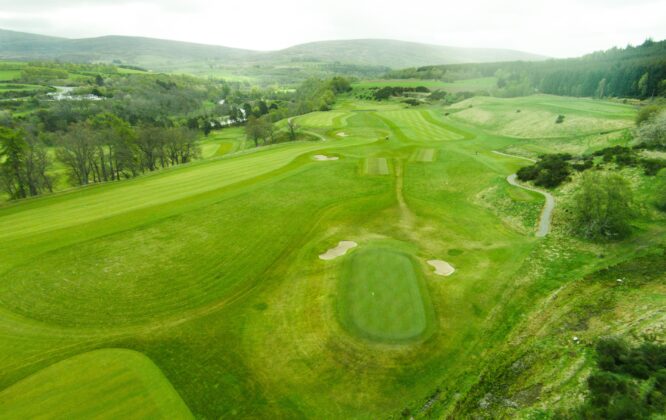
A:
493;151;555;237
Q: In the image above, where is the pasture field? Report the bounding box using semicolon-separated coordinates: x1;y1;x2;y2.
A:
0;94;663;418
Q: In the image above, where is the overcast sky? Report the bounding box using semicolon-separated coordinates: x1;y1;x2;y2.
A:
0;0;664;57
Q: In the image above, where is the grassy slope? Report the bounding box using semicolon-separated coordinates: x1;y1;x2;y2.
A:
0;94;662;418
0;349;192;419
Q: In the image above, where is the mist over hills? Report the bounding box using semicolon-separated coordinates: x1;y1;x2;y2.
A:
0;28;546;71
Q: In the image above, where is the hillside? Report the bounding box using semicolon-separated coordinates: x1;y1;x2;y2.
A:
261;39;546;68
0;29;258;67
387;38;666;99
1;94;664;418
0;29;545;72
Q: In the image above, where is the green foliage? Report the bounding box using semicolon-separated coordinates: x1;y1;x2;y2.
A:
636;105;663;125
368;85;430;101
401;39;666;99
516;154;572;188
555;114;565;124
635;110;666;149
569;338;666;419
569;171;635;241
0;126;53;199
656;176;666;211
328;76;352;94
592;146;637;167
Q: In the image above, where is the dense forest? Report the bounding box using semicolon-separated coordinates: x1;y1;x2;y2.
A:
387;39;666;99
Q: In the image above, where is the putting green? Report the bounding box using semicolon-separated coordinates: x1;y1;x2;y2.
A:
0;349;192;419
338;247;433;342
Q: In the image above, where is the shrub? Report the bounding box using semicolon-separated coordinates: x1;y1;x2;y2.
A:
516;154;572;188
640;158;666;176
555;114;565;124
569;171;634;241
569;338;666;419
636;105;663;125
635;110;666;149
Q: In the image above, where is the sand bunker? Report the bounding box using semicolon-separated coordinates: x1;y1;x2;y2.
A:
319;241;358;260
336;132;349;137
312;155;339;161
427;260;455;276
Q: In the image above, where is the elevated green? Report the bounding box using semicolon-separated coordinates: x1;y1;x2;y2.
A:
338;246;433;342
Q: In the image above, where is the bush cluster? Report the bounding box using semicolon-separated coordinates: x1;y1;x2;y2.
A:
566;338;666;419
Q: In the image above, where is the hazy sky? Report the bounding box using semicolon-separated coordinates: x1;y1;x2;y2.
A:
0;0;664;57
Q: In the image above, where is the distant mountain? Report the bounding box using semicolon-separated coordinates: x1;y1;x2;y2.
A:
0;29;546;71
264;39;546;68
0;29;258;68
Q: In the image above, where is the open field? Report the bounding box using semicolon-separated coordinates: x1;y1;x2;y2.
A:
0;94;663;418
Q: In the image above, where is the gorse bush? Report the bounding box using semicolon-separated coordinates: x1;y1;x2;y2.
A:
566;337;666;419
516;153;572;188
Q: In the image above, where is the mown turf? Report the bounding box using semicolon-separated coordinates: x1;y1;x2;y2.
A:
0;349;192;419
363;157;391;175
0;94;658;419
0;70;21;81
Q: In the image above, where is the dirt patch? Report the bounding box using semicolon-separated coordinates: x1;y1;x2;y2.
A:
319;241;358;260
312;155;339;161
427;260;455;276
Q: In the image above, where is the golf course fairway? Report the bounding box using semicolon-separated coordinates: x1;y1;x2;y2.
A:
1;94;662;418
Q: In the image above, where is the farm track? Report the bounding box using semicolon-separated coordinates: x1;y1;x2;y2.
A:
493;150;554;237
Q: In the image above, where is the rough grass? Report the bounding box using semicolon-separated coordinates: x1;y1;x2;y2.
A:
449;95;635;138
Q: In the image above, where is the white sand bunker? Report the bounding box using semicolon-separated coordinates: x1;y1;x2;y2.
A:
319;241;358;260
427;260;455;276
336;132;349;137
313;154;339;161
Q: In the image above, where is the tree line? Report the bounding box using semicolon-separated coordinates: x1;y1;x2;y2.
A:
386;39;666;99
0;115;199;199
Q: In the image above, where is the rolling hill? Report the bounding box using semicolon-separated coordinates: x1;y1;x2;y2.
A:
0;28;546;71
